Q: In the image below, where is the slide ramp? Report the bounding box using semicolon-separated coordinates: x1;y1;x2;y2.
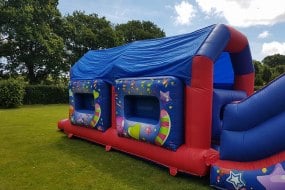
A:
211;73;285;190
220;73;285;162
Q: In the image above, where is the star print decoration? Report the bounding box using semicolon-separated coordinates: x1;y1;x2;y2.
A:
226;171;246;190
160;91;171;102
257;163;285;190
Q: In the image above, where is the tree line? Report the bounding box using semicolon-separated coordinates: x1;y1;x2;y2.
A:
1;1;284;87
254;54;285;88
0;0;165;84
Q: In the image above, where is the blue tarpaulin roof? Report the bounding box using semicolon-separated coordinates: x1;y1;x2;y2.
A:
70;24;234;86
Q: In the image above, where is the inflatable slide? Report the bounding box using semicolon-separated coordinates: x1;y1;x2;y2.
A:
58;24;285;189
211;73;285;189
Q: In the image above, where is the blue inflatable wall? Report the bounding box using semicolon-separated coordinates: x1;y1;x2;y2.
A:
115;76;184;151
69;80;111;131
220;74;285;161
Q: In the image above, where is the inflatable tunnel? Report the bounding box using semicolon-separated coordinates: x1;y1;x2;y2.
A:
58;24;285;189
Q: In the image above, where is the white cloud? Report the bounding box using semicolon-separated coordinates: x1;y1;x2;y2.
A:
165;5;172;10
258;31;269;39
174;1;196;25
196;0;285;27
262;41;285;56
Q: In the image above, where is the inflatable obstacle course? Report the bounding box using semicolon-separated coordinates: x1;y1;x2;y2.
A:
58;24;285;189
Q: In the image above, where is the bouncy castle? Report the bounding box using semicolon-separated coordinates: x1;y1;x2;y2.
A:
58;24;285;189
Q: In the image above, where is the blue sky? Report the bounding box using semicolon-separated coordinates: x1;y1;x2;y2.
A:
58;0;285;61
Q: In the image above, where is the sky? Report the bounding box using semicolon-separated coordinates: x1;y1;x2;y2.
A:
58;0;285;61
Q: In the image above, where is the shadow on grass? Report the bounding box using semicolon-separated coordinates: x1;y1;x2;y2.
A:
53;132;210;190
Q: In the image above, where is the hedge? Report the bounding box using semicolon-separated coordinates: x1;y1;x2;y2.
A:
0;79;25;108
24;85;68;104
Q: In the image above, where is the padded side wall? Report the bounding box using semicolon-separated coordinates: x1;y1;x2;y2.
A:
212;89;246;142
115;76;184;151
69;80;111;131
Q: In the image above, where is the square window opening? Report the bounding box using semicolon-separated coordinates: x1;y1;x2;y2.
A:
74;93;94;114
124;95;160;124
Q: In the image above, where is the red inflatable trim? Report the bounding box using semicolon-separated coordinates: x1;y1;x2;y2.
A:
58;119;219;176
213;151;285;170
234;73;255;96
225;25;248;53
111;86;116;129
185;56;213;149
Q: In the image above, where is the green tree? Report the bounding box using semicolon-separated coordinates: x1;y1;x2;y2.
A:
60;11;118;65
253;60;264;86
262;54;285;67
271;64;285;79
115;20;165;44
0;0;66;84
274;65;285;74
262;65;272;84
262;54;285;82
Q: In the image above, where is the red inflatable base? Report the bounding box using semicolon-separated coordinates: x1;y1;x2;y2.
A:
58;119;219;176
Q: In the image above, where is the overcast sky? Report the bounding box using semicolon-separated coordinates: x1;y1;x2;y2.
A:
58;0;285;61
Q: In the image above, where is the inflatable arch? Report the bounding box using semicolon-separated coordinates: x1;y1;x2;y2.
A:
58;24;285;189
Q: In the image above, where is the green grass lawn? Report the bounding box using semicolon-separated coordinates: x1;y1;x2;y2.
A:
0;105;210;190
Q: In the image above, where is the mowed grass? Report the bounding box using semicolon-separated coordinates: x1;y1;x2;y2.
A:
0;105;210;190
